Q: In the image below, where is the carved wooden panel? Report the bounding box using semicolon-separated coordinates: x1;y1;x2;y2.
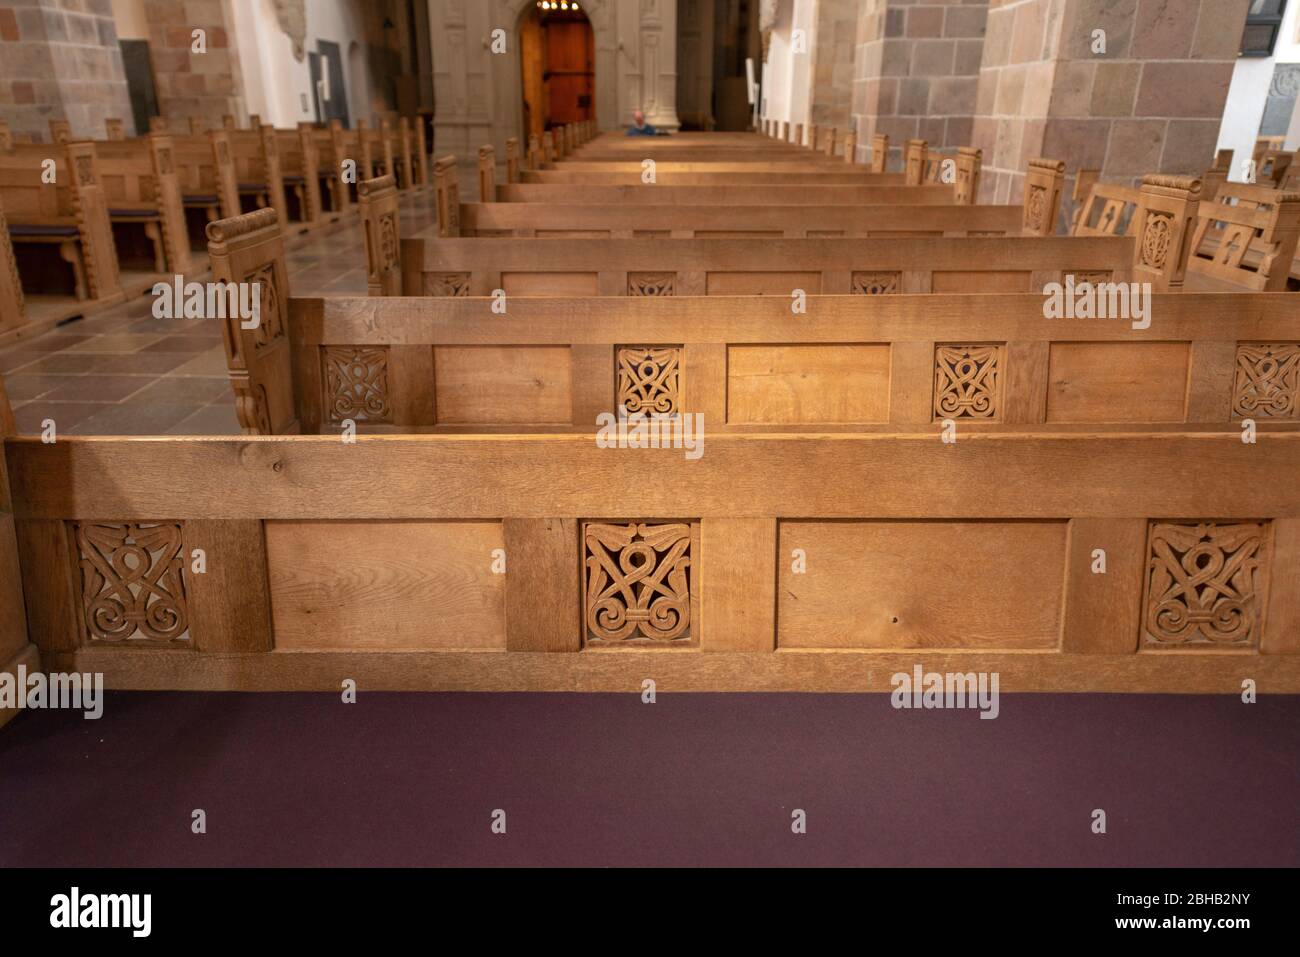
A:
1139;211;1174;270
245;262;285;349
1233;343;1300;419
851;271;901;295
74;522;190;645
322;346;392;423
378;212;399;271
1143;522;1267;648
934;344;1002;420
616;346;681;415
425;272;471;296
583;522;694;645
627;272;675;296
1024;184;1047;232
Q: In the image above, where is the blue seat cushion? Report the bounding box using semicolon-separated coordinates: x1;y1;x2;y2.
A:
9;223;79;238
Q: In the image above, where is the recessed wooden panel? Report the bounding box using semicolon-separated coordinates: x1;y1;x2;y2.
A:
706;272;822;295
931;271;1031;293
778;520;1068;649
266;520;505;650
434;345;573;424
500;271;599;296
695;230;782;239
727;344;890;423
534;229;611;239
1046;341;1189;423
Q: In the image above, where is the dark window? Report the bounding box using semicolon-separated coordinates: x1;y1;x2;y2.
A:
1240;0;1288;57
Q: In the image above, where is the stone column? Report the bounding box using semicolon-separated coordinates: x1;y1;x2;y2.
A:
0;0;134;140
851;0;990;168
808;0;859;131
971;0;1250;205
142;0;246;132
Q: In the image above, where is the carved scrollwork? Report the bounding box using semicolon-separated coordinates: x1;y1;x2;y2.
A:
627;272;675;296
617;346;681;415
244;263;285;348
1143;522;1266;647
74;522;190;644
74;155;95;186
1024;185;1046;231
378;212;399;270
851;271;901;295
584;522;693;644
426;272;470;296
934;345;1001;420
1069;271;1113;285
323;346;391;422
1233;343;1300;419
1140;211;1173;269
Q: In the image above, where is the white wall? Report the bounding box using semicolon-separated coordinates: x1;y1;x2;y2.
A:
1217;2;1300;180
110;0;149;39
758;0;816;139
230;0;372;128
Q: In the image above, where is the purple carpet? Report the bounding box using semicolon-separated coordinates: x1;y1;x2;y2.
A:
1;692;1296;867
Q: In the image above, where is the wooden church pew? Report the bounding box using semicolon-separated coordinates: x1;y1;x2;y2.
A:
226;124;290;234
250;292;1300;437
0;140;123;307
95;132;193;279
273;124;323;232
204;208;1300;437
5;425;1299;692
400;233;1132;296
172;129;240;236
0;197;27;336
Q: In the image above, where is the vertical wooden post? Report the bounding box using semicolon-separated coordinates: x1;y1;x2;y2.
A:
843;130;857;164
146;132;193;274
824;127;836;157
296;122;322;227
433;155;460;237
528;133;541;170
64;141;122;300
105;118;125;140
1131;174;1201;291
871;133;889;173
259;122;289;234
904;139;928;185
542;130;555;163
0;201;26;335
954;147;982;206
1021;158;1067;236
505;137;519;183
189;116;205;135
414;115;430;189
478;144;496;202
208;130;240;219
358;174;401;296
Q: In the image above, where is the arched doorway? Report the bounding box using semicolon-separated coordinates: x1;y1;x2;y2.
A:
519;1;595;141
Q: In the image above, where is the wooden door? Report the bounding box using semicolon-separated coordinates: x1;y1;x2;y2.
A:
544;19;594;126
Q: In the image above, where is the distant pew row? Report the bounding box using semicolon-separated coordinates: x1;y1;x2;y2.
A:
206;205;1300;437
0;112;431;340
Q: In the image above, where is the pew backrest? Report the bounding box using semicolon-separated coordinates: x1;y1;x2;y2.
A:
359;174;401;296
